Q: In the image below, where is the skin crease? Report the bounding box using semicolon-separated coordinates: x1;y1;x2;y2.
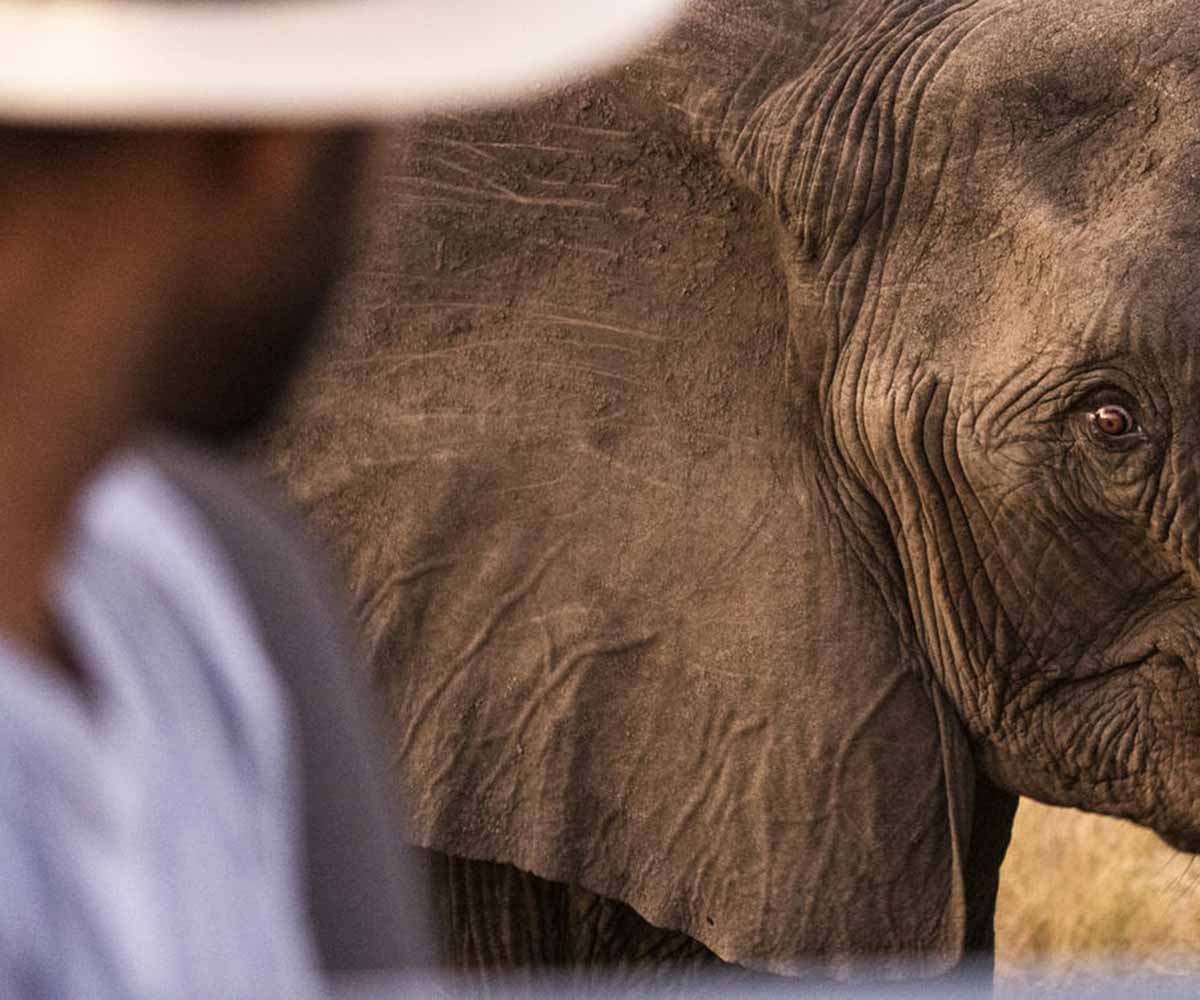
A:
0;128;368;689
260;0;1200;980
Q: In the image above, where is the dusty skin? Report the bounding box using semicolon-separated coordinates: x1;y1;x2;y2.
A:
264;0;1200;985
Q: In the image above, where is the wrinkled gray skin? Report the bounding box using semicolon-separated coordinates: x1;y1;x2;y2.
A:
264;0;1200;984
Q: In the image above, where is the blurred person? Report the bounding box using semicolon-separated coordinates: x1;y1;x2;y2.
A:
0;0;681;996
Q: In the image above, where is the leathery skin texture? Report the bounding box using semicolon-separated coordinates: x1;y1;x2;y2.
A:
262;0;1200;983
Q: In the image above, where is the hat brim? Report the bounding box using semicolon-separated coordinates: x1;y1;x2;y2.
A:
0;0;684;124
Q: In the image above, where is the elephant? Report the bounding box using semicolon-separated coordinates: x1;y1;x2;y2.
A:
262;0;1200;984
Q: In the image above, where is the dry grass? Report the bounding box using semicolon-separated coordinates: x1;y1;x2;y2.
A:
995;800;1200;987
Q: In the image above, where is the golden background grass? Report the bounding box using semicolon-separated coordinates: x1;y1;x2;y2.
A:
996;801;1200;985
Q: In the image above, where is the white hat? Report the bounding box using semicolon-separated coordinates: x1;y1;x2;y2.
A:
0;0;684;124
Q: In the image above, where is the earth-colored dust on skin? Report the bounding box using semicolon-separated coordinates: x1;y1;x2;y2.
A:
995;801;1200;987
264;18;1200;975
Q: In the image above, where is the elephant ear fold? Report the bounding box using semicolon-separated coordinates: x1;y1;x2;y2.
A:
637;517;984;978
836;670;978;974
265;80;981;977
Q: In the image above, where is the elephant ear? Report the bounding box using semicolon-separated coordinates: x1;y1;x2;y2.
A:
265;76;979;977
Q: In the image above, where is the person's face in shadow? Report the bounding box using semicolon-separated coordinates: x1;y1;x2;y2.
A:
148;129;373;446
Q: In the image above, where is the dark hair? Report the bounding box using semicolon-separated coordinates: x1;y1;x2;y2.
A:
0;126;261;196
0;125;130;162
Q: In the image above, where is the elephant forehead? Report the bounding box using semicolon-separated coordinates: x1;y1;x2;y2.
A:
872;2;1200;363
944;0;1200;97
920;0;1200;200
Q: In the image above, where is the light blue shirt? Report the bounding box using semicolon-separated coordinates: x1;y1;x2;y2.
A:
0;452;325;998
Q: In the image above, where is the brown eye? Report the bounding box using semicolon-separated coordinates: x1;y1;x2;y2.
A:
1092;404;1135;437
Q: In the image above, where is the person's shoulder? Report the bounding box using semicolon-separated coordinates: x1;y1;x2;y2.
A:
137;432;338;593
134;430;358;661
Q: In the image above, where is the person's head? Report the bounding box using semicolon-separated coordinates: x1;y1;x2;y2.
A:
0;0;683;448
0;125;370;448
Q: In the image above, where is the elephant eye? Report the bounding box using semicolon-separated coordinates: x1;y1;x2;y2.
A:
1091;404;1136;437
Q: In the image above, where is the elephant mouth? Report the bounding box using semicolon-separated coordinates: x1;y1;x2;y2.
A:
1093;638;1200;854
1158;826;1200;854
1104;644;1163;675
1094;643;1198;695
1097;601;1200;677
1068;642;1168;686
1033;642;1183;706
1099;622;1198;679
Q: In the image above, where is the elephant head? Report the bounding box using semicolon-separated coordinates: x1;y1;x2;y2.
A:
265;0;1200;979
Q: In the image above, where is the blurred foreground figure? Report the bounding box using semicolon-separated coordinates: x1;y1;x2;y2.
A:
0;0;680;995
